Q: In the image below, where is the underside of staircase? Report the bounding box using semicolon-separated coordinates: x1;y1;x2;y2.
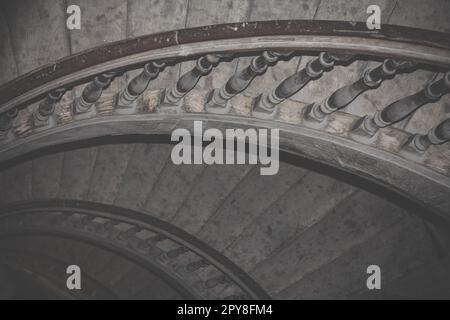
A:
0;0;449;300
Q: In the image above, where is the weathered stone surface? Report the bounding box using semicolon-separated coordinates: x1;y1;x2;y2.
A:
32;153;64;199
390;0;450;33
183;90;208;113
277;99;306;124
186;0;251;27
128;0;187;36
404;94;450;135
424;144;450;175
171;163;253;234
87;144;135;204
2;0;69;75
315;0;395;22
144;161;206;221
248;0;320;20
68;0;127;53
58;147;98;200
250;190;407;295
0;12;17;85
0;162;32;203
197;162;307;252
225;171;356;271
276;214;437;299
114;143;172;211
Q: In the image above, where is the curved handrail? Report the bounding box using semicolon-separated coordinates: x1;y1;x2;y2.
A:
0;199;271;299
1;20;450;114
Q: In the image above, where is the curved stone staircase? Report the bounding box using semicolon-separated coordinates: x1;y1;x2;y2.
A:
0;0;449;299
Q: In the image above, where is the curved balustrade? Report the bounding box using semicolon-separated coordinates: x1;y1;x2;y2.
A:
33;88;67;127
353;72;450;136
403;118;450;153
303;59;416;123
0;108;18;135
0;200;270;300
205;51;292;113
74;72;116;114
253;53;353;119
0;20;448;181
162;54;232;106
118;61;166;107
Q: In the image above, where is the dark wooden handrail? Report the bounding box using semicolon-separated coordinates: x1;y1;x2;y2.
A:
1;20;449;114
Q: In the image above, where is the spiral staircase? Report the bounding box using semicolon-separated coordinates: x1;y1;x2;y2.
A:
0;0;450;299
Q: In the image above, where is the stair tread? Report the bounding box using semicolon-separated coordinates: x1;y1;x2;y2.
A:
0;162;32;203
32;153;64;199
250;190;408;295
224;171;357;272
171;163;253;234
276;215;437;299
87;144;134;204
197;162;307;252
114;143;172;211
59;147;99;200
143;161;206;221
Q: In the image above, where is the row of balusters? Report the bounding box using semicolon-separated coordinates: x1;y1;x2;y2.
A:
0;51;449;155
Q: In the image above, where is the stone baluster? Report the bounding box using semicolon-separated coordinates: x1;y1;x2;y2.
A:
206;51;293;114
33;88;67;127
186;259;209;272
304;59;416;122
166;246;189;258
74;71;116;114
118;61;165;106
205;275;230;289
403;118;450;153
0;108;18;136
352;72;450;136
253;52;354;118
161;54;231;106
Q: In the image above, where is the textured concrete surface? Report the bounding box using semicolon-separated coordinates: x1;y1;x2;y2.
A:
171;163;252;234
143;160;206;221
224;171;357;271
1;0;69;75
114;143;173;211
86;144;135;204
58;147;99;200
250;190;407;295
32;153;64;199
315;0;396;22
197;162;306;252
0;11;17;85
276;215;439;299
390;0;450;33
68;0;127;53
